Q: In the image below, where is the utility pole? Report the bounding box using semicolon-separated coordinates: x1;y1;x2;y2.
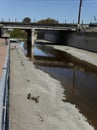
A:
77;0;82;31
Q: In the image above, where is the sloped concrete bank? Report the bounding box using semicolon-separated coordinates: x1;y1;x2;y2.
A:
53;45;97;68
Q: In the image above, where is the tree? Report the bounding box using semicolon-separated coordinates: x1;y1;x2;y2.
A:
23;17;31;24
37;18;58;24
10;28;27;40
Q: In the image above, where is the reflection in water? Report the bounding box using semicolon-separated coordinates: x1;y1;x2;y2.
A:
34;45;54;57
20;41;97;129
36;63;97;129
19;41;27;55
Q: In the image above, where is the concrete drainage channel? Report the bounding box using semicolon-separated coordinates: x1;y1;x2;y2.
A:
0;44;10;130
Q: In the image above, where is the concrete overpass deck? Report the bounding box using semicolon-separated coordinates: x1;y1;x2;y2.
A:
2;24;77;31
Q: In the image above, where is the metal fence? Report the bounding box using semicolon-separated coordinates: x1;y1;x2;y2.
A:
0;44;10;130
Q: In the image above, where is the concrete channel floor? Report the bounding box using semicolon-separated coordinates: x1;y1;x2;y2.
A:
9;43;94;130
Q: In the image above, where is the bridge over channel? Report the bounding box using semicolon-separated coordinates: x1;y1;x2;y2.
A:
0;22;77;57
1;22;97;55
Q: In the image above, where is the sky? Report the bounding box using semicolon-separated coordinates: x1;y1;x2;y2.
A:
0;0;97;24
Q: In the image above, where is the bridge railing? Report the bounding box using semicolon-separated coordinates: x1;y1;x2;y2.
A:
0;21;78;28
0;44;10;130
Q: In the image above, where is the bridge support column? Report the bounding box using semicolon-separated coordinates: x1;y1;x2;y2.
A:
31;29;35;46
26;29;37;58
26;29;32;57
31;29;37;46
31;29;37;57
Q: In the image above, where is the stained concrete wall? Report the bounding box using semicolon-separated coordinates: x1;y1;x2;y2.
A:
59;31;97;53
44;30;97;53
37;31;44;39
44;30;60;43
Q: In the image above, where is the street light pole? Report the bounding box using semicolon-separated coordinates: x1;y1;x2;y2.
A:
77;0;82;31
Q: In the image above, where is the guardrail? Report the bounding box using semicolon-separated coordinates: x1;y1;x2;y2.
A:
0;44;10;130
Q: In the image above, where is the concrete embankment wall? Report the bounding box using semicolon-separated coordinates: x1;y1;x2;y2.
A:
43;30;97;53
37;30;60;43
44;30;60;43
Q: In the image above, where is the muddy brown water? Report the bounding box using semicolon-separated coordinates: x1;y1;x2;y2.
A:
20;41;97;129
